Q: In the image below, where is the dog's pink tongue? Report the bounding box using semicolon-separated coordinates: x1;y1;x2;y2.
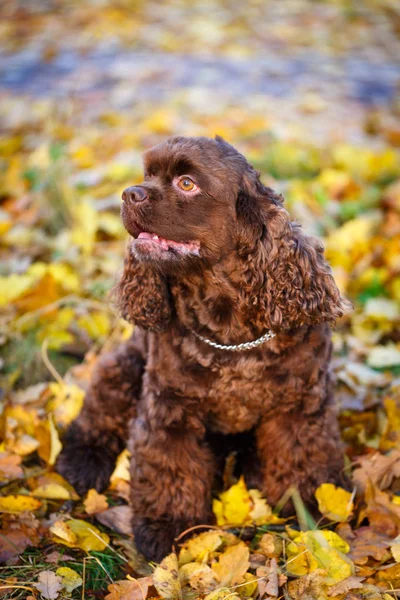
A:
137;232;154;239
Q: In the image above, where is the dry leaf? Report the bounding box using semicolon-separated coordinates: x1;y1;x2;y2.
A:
327;575;365;596
352;450;400;493
95;505;132;534
153;553;182;599
211;541;250;586
105;577;152;600
33;571;62;600
84;489;108;515
0;452;23;481
179;530;223;565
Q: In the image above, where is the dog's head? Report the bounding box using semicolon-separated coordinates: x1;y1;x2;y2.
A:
118;136;351;332
121;136;266;270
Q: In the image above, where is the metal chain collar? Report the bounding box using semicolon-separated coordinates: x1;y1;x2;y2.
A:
190;329;276;352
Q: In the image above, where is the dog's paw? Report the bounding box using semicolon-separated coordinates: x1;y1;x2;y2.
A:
133;517;206;562
56;425;120;496
56;444;116;496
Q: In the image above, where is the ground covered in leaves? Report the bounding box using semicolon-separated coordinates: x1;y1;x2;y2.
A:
1;0;400;599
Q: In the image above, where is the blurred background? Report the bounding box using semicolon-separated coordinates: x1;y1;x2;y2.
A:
0;0;400;447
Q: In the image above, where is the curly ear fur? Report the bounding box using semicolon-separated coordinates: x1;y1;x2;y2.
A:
116;243;173;331
237;170;352;331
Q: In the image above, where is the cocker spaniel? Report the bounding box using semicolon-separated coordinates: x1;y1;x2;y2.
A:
57;136;351;561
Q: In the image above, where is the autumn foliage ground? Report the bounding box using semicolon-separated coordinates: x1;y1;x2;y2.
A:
1;1;400;599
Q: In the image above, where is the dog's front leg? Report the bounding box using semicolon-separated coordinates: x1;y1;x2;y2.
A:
56;333;145;495
255;400;346;510
129;403;215;562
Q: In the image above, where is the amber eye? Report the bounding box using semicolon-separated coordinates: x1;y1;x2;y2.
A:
178;177;195;191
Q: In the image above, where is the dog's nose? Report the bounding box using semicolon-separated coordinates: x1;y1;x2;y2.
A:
122;186;148;203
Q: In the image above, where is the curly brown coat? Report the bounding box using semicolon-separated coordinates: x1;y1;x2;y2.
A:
57;136;351;561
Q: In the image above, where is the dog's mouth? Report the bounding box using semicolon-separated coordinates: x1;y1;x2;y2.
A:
133;230;200;256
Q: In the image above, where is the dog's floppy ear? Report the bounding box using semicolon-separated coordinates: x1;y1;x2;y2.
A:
236;168;351;330
116;242;172;331
262;209;352;329
236;166;283;255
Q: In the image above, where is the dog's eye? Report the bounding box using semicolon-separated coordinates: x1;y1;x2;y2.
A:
177;177;196;192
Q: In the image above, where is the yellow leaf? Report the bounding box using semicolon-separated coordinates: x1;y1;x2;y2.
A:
31;472;79;500
35;415;62;466
325;215;377;272
33;483;71;500
84;489;108;515
47;383;85;428
0;494;42;513
56;567;83;592
110;449;131;486
77;311;111;340
50;521;78;545
212;477;251;526
0;273;36;306
153;552;183;599
211;541;250;587
179;530;223;565
212;477;274;527
249;488;273;524
286;530;353;585
204;588;239;600
239;572;258;598
179;562;218;592
51;519;109;552
315;483;354;522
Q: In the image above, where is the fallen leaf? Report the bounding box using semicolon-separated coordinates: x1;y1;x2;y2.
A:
315;483;354;522
153;553;182;599
0;495;42;513
84;489;108;515
0;515;41;563
287;569;328;600
360;482;400;538
50;519;109;552
212;477;251;526
327;575;365;596
35;415;62;465
204;588;239;600
95;505;132;535
286;530;353;585
211;541;250;587
179;530;223;565
33;571;62;600
352;450;400;493
56;567;82;592
179;562;218;593
31;472;79;500
47;383;85;427
105;577;152;600
0;452;23;481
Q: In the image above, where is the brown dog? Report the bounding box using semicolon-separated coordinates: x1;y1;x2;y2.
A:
57;136;351;561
